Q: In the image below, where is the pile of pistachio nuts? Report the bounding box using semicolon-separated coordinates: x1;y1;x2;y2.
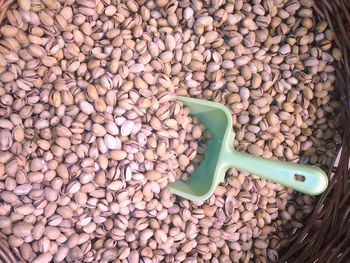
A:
0;0;341;262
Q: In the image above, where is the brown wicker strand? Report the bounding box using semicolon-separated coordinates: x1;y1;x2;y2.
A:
0;238;18;263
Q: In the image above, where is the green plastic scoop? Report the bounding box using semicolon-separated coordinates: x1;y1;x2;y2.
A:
168;96;328;202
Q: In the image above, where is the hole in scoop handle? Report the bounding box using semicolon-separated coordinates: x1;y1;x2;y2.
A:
227;150;328;195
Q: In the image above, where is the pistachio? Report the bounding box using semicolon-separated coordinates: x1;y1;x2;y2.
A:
13;222;33;237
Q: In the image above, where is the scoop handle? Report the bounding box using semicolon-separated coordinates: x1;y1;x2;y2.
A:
226;150;328;195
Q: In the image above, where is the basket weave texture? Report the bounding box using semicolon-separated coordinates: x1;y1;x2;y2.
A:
0;233;17;263
0;0;348;263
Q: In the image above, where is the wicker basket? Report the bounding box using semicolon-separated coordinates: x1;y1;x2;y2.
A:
0;233;18;263
0;0;349;262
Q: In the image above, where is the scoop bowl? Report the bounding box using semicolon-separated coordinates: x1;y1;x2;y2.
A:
168;96;328;202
